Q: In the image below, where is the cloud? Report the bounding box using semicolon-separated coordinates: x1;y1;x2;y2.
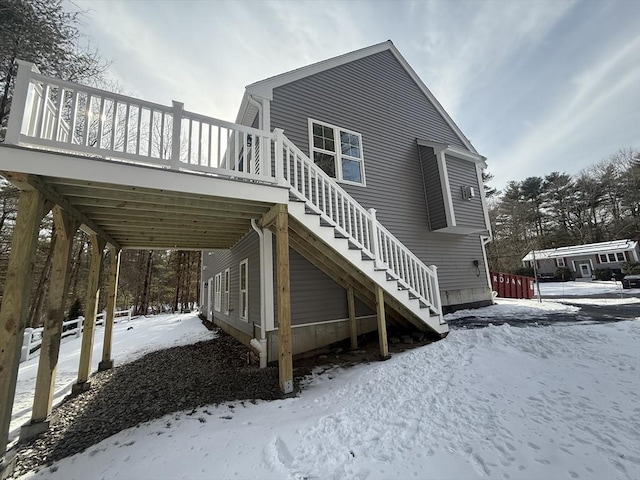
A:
408;0;577;118
491;35;640;184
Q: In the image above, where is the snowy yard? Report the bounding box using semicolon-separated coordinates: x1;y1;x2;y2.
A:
537;279;639;297
10;313;214;439
14;299;640;480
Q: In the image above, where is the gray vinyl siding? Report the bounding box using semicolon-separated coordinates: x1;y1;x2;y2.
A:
418;145;446;230
446;155;486;230
282;249;373;327
204;232;261;335
271;49;489;294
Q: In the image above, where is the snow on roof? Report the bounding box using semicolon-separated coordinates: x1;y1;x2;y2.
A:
521;239;638;261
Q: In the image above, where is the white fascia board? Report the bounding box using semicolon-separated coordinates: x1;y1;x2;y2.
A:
416;139;449;154
0;145;290;205
245;41;394;100
417;139;486;167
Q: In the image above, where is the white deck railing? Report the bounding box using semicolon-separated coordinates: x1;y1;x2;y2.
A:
5;61;275;183
275;131;442;316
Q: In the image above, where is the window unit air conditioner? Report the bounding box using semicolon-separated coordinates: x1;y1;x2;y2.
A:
461;185;475;200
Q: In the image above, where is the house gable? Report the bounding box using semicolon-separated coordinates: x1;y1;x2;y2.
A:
240;41;476;153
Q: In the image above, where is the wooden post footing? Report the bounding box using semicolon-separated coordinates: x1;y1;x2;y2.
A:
71;382;91;395
98;360;114;371
19;419;50;442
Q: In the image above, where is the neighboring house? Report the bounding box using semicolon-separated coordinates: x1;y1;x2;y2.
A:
201;41;493;361
522;239;640;280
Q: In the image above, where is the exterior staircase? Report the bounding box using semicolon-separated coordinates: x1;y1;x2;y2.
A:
276;132;448;336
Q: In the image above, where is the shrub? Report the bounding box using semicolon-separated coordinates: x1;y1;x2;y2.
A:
67;298;83;320
554;267;573;281
622;261;640;275
514;267;534;277
593;268;613;281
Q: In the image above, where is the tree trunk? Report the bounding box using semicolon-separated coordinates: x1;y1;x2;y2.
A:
137;250;153;316
28;228;56;327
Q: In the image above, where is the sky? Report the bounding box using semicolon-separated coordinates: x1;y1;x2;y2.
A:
69;0;640;191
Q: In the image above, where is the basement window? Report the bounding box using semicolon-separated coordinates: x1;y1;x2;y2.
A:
309;119;365;185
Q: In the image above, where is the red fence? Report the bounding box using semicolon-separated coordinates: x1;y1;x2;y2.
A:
490;272;534;299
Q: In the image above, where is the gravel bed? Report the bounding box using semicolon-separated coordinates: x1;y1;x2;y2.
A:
10;327;280;478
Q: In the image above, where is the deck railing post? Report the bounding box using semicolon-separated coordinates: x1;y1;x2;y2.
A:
368;208;383;270
273;128;285;185
170;101;184;170
5;60;39;144
430;264;442;316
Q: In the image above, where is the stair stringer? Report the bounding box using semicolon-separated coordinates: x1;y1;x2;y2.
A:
286;201;449;336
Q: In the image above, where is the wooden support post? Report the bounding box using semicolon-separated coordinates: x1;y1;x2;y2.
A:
21;208;79;441
73;234;105;393
375;286;389;359
347;287;358;350
275;204;293;394
99;248;121;371
0;190;46;467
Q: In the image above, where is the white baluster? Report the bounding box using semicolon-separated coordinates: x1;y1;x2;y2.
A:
368;208;383;270
171;100;184;169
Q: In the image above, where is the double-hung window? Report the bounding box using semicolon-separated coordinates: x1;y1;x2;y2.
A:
555;258;565;267
239;259;248;321
223;268;230;314
214;273;222;312
309;119;365;185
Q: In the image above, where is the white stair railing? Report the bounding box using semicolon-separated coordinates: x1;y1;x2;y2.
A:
275;130;442;316
5;60;275;183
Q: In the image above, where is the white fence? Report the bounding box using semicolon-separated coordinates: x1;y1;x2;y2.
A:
21;309;132;363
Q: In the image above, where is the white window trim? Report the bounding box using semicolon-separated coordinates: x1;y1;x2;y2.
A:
239;259;248;322
214;273;222;312
598;252;626;264
223;268;230;315
555;258;565;267
308;118;366;186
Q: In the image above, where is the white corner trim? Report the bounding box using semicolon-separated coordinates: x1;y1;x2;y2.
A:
437;150;456;227
475;163;492;235
263;229;275;331
262;98;271;133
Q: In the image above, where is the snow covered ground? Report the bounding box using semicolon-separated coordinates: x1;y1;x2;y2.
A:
537;280;639;297
10;313;214;439
15;303;640;480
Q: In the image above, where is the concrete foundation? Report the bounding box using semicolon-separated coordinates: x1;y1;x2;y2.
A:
71;381;91;395
19;419;50;442
441;286;492;310
98;359;114;371
267;315;378;363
